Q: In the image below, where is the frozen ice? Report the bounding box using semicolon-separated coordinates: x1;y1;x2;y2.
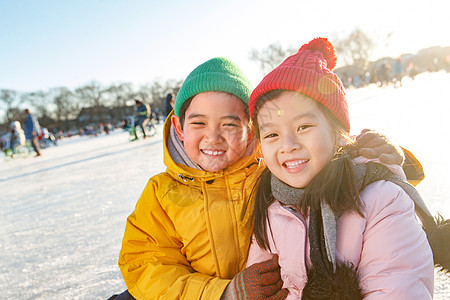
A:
1;72;449;299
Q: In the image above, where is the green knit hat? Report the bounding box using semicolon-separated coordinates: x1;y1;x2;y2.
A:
174;57;253;116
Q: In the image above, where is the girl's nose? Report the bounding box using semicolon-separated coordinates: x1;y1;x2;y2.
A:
280;134;300;153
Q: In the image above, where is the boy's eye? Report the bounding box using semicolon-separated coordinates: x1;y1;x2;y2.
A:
191;122;205;125
223;123;238;127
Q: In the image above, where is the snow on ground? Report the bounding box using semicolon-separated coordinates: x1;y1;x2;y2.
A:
0;131;165;299
1;72;449;299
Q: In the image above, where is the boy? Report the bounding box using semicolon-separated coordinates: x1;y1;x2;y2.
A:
115;57;414;300
118;57;284;299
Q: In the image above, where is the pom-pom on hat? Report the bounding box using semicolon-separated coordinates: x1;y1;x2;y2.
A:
248;37;350;132
174;57;253;116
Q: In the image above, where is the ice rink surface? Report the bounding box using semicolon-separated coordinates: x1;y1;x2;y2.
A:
1;72;449;299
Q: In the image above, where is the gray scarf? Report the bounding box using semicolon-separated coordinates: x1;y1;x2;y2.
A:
270;162;433;272
167;125;202;170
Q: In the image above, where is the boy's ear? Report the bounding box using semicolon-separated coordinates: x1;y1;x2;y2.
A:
247;129;255;146
171;115;184;141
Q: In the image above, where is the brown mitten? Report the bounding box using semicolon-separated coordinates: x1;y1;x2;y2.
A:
349;129;404;165
230;255;288;300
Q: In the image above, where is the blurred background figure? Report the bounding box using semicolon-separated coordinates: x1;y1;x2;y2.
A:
24;108;42;156
39;127;57;148
392;58;403;87
407;62;418;80
9;121;26;152
377;62;391;87
163;93;174;121
132;98;150;140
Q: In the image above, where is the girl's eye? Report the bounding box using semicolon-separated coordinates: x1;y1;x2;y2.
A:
191;122;205;126
297;124;313;132
263;133;278;139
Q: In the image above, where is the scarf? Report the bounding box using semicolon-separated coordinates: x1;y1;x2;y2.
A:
167;125;202;170
270;161;434;273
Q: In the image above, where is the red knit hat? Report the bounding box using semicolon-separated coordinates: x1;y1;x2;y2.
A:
248;37;350;132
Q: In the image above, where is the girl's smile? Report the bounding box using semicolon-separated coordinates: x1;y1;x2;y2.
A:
282;159;309;172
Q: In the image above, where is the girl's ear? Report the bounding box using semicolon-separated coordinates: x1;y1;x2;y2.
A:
335;133;349;148
171;115;184;141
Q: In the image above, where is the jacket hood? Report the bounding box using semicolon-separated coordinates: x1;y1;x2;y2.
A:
162;111;261;182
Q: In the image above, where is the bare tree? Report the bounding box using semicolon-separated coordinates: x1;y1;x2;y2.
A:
6;107;25;124
164;79;183;96
105;82;135;107
249;43;296;75
22;90;52;118
137;79;183;112
0;89;18;124
334;28;375;69
74;81;106;107
52;87;80;121
136;82;159;105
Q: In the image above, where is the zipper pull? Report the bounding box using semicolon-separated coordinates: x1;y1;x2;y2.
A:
178;174;194;182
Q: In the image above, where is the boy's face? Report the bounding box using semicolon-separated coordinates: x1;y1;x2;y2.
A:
172;91;250;172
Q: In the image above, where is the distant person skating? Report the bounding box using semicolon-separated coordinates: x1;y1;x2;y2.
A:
162;93;174;120
132;99;151;140
24;108;42;156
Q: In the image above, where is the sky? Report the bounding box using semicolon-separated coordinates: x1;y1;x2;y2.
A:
1;0;450;92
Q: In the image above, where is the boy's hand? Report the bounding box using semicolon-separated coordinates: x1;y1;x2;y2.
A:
228;254;288;300
349;129;405;166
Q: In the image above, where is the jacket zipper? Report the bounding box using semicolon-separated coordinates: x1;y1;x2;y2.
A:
178;174;194;182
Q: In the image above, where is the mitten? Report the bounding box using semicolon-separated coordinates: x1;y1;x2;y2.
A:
225;255;288;300
348;129;404;165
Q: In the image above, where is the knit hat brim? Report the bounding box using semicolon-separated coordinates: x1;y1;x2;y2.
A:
174;57;252;116
248;38;350;132
250;66;349;132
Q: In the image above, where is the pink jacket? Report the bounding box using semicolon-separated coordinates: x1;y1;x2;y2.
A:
246;179;434;299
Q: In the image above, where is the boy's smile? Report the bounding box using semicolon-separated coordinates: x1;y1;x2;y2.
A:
202;149;225;156
172;91;251;172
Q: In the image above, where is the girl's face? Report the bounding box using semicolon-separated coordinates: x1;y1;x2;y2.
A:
257;92;336;188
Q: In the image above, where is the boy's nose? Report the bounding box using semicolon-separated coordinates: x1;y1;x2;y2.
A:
206;128;224;144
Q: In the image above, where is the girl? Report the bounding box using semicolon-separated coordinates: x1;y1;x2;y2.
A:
246;38;434;299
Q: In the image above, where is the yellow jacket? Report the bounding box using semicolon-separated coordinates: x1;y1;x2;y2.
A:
119;115;264;299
